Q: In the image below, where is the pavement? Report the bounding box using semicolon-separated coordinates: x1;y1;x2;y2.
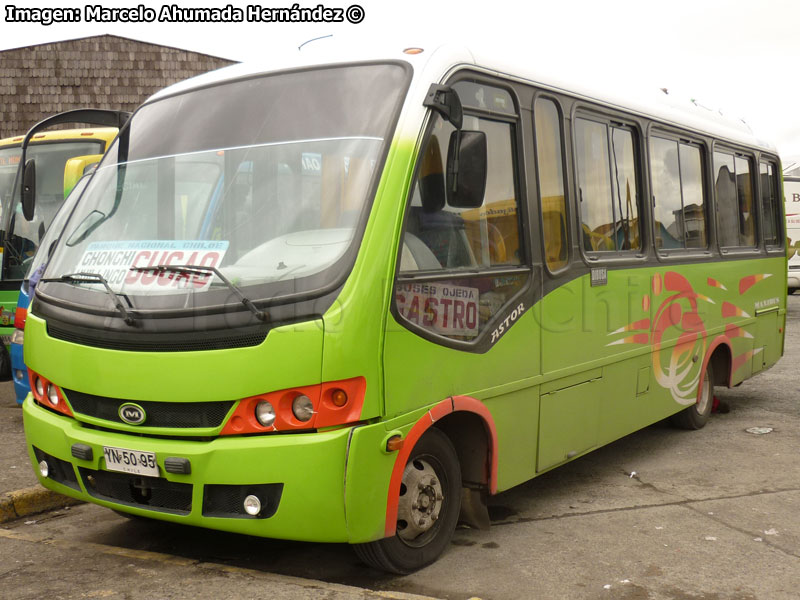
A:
0;384;84;524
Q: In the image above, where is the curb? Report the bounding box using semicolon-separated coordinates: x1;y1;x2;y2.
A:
0;486;83;523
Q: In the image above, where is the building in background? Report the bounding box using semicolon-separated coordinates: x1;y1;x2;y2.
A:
0;34;236;138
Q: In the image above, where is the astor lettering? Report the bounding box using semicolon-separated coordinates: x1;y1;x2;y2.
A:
490;302;526;344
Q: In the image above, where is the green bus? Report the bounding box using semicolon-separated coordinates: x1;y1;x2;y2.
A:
22;45;786;573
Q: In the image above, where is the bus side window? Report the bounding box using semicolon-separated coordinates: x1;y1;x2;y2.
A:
715;150;756;248
760;160;782;247
651;136;708;251
395;111;527;344
575;116;642;254
534;97;568;271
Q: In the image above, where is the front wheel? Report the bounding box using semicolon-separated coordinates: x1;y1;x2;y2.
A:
670;363;714;430
353;428;461;574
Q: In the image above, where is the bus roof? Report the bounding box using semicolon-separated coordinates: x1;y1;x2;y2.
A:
0;127;118;149
146;40;775;153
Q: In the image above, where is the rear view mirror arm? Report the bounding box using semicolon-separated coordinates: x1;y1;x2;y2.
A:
423;84;463;130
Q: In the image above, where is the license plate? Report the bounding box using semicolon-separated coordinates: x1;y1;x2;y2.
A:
103;446;159;477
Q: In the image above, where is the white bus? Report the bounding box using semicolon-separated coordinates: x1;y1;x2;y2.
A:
784;160;800;292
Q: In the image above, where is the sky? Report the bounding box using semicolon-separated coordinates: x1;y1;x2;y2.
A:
2;0;800;157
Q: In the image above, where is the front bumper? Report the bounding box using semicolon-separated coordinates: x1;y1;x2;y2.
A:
23;395;354;542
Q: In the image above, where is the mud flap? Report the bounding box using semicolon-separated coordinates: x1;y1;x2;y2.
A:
459;487;490;530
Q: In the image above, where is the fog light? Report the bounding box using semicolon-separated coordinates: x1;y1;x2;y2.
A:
243;494;261;516
14;369;24;381
255;401;275;427
39;460;49;478
292;394;314;422
47;384;60;406
331;389;348;407
35;377;44;397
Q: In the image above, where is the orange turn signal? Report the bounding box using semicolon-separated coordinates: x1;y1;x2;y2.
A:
331;389;348;407
386;435;404;452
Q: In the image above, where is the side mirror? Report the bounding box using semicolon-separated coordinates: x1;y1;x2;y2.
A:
21;158;36;221
63;154;102;199
446;130;487;208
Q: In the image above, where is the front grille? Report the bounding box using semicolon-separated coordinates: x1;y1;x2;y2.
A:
64;389;234;429
47;322;269;352
33;447;80;490
203;483;283;519
79;467;192;514
790;265;800;270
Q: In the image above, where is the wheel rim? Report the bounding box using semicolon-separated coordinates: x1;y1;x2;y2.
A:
696;370;712;415
396;456;445;547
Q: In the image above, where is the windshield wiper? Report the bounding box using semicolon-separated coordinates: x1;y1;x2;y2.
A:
129;264;269;322
41;272;136;326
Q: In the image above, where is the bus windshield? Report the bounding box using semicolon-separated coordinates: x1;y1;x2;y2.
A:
42;63;408;315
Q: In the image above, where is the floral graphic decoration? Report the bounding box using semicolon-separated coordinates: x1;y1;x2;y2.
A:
608;271;770;405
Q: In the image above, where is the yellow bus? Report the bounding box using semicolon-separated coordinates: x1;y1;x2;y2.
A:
0;126;118;377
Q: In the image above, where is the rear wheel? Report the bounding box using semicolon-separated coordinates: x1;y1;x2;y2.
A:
670;363;714;430
353;428;461;574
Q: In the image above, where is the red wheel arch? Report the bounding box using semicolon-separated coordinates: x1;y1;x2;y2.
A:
703;335;734;390
383;395;498;537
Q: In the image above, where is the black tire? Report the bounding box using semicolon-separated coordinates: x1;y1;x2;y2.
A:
670;363;714;430
0;345;11;382
353;428;461;574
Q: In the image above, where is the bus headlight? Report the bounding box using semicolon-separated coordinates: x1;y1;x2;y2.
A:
34;377;44;397
10;329;24;345
292;394;314;422
255;401;275;427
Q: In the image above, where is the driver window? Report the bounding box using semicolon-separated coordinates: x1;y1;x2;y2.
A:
395;108;527;343
399;116;521;273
